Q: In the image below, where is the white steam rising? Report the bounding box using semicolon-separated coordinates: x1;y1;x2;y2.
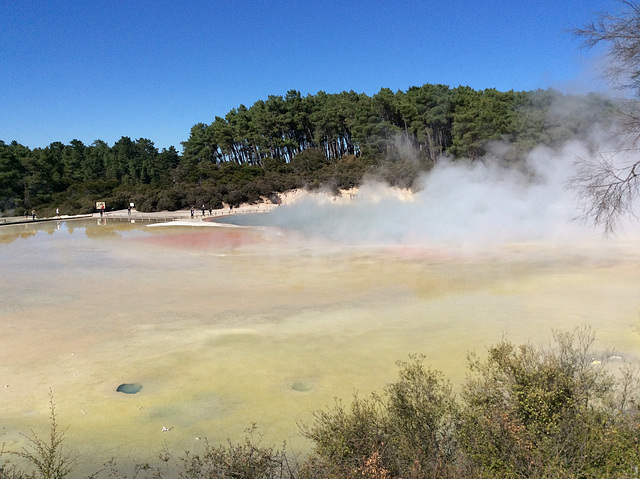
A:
262;139;640;250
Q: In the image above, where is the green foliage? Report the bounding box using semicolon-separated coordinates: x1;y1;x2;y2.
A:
2;330;640;478
300;394;387;471
300;356;461;478
101;425;297;479
1;391;74;479
0;141;26;212
327;154;372;191
449;87;519;159
301;329;640;478
377;158;421;189
179;426;295;479
290;148;329;174
0;85;617;216
458;327;640;477
385;357;459;472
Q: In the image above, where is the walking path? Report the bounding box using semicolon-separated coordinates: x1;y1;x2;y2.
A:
0;203;278;227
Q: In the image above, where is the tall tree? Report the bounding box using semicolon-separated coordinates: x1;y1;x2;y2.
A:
135;138;158;184
62;139;85;184
0;141;27;211
83;140;110;181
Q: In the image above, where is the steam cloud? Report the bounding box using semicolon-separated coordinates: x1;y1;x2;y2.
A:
260;139;640;250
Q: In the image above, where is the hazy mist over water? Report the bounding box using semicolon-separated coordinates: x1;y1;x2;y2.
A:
2;141;640;474
223;139;640;249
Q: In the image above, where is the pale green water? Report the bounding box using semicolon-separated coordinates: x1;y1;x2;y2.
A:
1;217;639;474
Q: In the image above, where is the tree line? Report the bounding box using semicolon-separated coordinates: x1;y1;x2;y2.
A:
1;85;615;216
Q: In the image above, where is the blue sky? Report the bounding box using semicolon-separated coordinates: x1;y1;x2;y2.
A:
1;0;616;152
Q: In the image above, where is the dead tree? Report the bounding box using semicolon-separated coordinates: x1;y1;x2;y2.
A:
571;1;640;232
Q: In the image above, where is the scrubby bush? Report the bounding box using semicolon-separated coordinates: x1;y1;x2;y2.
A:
300;328;640;478
101;425;298;479
155;188;183;211
300;356;462;478
0;392;73;479
4;329;640;478
178;426;296;479
290;148;329;175
458;327;640;478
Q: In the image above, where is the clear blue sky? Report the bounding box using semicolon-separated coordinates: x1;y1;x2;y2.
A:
0;0;616;152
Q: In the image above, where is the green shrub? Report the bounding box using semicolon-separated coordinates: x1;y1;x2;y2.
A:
5;330;640;479
458;327;640;478
102;425;297;479
300;356;461;478
0;392;74;479
179;426;295;479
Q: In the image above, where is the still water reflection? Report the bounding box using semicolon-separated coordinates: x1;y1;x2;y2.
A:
1;217;639;473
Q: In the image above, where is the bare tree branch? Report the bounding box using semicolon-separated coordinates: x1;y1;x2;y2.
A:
570;1;640;232
568;147;640;234
574;1;640;94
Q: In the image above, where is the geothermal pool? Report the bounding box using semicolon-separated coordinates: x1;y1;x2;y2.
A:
1;210;640;474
